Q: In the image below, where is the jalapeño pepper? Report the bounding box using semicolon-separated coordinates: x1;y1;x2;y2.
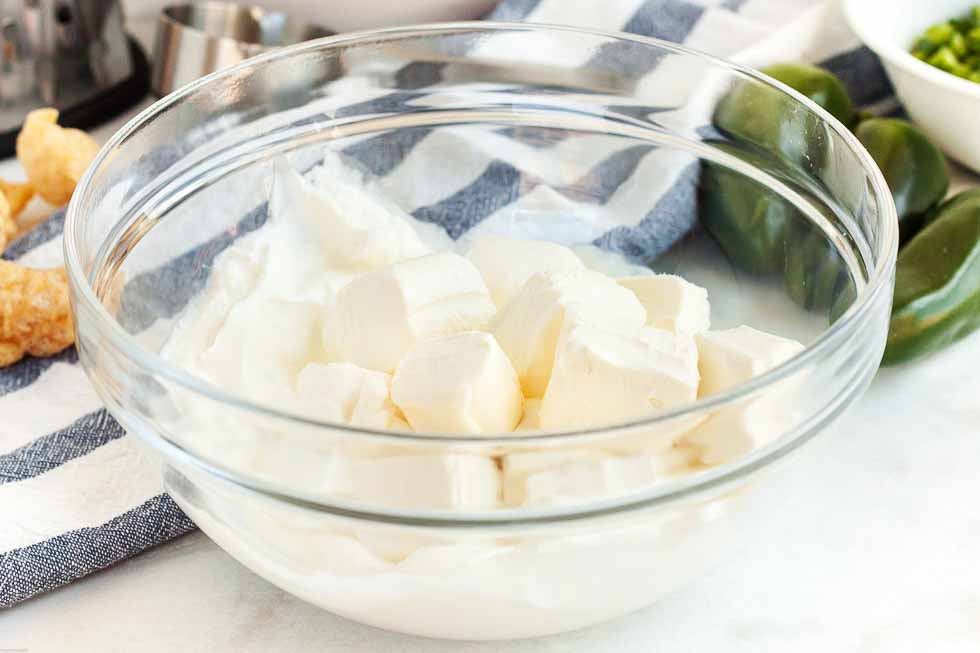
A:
854;118;950;243
884;189;980;365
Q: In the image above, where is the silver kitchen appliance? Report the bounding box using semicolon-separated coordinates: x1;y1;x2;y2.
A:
0;0;150;155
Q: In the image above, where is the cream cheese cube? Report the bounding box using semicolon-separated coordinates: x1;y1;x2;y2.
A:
695;325;805;397
683;325;805;464
539;325;700;430
198;298;322;402
391;331;523;434
618;274;710;336
333;252;497;373
326;453;502;510
502;448;697;507
465;235;584;308
515;398;542;431
501;449;606;505
276;158;429;270
682;398;793;465
491;269;647;397
293;362;406;429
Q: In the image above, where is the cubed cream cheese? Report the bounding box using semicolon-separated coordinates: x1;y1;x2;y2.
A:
539;325;700;430
332;252;497;373
683;325;805;464
491;269;647;397
276;158;430;270
515;398;542;431
617;274;710;336
326;453;502;510
682;398;793;465
198;298;323;403
502;447;698;507
293;362;406;430
162;233;269;369
465;235;584;308
391;331;523;434
695;325;805;397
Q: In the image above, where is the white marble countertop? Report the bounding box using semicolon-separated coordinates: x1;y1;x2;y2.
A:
5;13;980;653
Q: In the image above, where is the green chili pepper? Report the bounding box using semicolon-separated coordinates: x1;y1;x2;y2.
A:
704;63;854;277
759;63;855;128
783;223;850;312
883;190;980;365
854;118;949;243
923;188;980;229
712;63;850;171
699;145;795;275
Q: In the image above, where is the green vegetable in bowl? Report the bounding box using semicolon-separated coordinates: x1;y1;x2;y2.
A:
883;189;980;365
854;118;949;243
911;6;980;81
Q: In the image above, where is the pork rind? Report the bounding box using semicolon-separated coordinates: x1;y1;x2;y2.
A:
0;192;13;254
0;179;35;217
16;108;99;206
0;261;75;367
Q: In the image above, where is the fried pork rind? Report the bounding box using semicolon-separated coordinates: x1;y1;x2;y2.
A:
0;179;34;217
0;261;74;367
16;108;99;206
0;192;14;254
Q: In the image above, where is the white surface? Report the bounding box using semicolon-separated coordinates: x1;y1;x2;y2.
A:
5;14;980;653
844;0;980;173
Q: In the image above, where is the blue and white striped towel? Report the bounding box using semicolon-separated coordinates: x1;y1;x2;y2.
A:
0;0;892;607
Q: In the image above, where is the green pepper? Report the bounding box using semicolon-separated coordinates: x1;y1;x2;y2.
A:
854;118;949;243
699;148;795;274
712;63;850;171
704;63;854;276
883;190;980;365
783;223;850;312
759;63;854;127
923;187;980;229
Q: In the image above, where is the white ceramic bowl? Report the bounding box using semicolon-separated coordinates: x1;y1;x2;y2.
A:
845;0;980;173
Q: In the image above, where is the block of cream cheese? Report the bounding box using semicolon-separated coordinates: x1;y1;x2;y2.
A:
162;232;268;369
617;274;710;336
326;453;501;510
539;325;700;430
276;158;429;270
683;325;805;464
682;397;793;465
515;398;542;431
293;362;406;429
465;235;584;308
502;448;697;507
491;269;647;397
391;331;523;434
695;325;805;397
198;298;322;403
332;252;497;373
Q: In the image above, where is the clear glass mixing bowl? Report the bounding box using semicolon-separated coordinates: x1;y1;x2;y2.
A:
65;23;896;640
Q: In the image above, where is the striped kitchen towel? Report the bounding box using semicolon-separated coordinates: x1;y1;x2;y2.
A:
0;0;892;607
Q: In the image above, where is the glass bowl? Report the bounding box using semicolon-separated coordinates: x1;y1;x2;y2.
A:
65;23;897;640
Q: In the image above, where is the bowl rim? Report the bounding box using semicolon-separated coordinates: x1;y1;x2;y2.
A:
843;0;980;98
65;21;897;516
